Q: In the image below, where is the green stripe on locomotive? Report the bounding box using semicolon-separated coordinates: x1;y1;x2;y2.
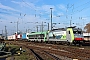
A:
48;30;67;40
60;34;66;40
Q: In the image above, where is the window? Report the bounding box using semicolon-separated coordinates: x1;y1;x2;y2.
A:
27;35;29;37
69;31;70;34
73;31;82;34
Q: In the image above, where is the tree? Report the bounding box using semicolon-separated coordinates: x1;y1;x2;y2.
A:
84;23;90;33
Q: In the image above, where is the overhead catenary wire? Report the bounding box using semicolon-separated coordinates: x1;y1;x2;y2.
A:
71;1;90;15
65;0;90;16
21;0;36;10
75;1;90;9
21;0;37;17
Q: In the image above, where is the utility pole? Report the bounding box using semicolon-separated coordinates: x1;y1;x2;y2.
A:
37;25;42;32
70;20;72;27
48;23;49;31
36;26;38;32
70;16;72;27
41;22;47;32
28;29;30;33
35;10;36;17
26;29;27;33
2;30;3;35
37;22;47;32
5;26;7;40
17;21;18;34
42;22;43;32
50;8;53;31
40;26;41;32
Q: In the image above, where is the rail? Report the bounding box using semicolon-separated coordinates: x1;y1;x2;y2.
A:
30;49;43;60
44;51;61;60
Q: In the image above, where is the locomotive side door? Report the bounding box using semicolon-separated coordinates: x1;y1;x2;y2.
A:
66;30;72;43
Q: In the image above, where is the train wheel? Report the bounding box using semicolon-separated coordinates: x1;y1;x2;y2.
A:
41;40;43;43
67;42;72;46
78;42;83;47
54;41;56;44
45;41;48;44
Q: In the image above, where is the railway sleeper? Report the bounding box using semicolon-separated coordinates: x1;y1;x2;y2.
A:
33;48;62;60
43;51;62;60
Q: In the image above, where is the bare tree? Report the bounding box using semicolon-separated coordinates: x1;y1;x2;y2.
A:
84;23;90;33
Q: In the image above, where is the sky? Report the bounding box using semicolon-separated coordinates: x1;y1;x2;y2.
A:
0;0;90;35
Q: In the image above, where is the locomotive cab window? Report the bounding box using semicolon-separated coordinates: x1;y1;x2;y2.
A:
69;31;70;34
73;31;82;34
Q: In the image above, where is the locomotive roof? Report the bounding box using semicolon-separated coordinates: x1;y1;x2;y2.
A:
51;27;82;32
52;28;66;31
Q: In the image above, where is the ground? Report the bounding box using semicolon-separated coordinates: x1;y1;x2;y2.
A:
5;43;34;60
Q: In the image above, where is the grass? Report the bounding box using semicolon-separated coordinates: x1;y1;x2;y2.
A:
5;43;35;60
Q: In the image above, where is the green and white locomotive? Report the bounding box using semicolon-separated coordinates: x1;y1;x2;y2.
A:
27;26;84;45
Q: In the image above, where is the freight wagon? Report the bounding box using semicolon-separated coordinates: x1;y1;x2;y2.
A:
7;35;16;40
17;34;22;40
0;34;4;41
83;33;90;41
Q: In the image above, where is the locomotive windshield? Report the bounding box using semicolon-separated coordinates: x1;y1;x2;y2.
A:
73;31;82;34
73;28;83;38
73;28;82;34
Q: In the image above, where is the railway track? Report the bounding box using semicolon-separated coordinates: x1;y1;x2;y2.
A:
43;50;61;60
30;49;61;60
30;49;43;60
4;40;90;60
30;48;62;60
7;41;61;60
